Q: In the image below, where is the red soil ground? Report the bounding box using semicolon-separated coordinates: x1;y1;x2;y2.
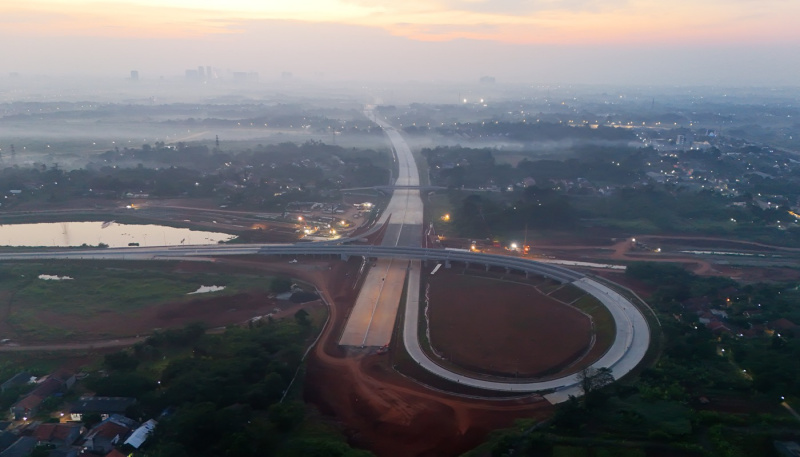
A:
297;257;555;457
426;270;593;378
146;256;553;457
3;259;328;343
5;255;555;456
527;234;800;283
26;290;281;340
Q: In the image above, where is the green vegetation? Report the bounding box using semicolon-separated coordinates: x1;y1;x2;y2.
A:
76;313;371;456
469;262;800;456
424;144;800;245
0;141;391;212
0;261;283;340
2;261;268;313
569;295;615;351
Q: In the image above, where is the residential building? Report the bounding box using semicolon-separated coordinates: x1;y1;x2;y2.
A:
69;397;136;421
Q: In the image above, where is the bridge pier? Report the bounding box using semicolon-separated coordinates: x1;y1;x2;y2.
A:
505;267;511;274
485;264;490;272
340;254;350;261
445;260;451;269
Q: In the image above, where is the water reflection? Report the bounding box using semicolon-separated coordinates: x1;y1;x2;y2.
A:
0;221;236;247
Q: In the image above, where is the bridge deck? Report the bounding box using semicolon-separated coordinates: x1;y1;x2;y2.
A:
339;258;409;346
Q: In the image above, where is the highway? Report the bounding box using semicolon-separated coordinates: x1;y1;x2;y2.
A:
400;262;650;399
0;242;651;402
338;108;424;346
0;244;584;283
0;115;652;402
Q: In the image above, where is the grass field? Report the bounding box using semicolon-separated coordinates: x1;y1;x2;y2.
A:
571;294;616;354
426;193;456;238
548;284;589;304
588;275;663;381
3;261;267;314
0;260;277;341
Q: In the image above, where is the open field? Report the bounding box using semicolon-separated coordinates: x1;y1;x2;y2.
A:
425;270;596;378
548;284;590;303
0;260;282;341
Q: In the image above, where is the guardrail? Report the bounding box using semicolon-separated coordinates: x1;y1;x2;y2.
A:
0;244;584;283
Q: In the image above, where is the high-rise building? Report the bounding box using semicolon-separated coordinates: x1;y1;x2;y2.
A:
233;72;259;82
130;70;139;81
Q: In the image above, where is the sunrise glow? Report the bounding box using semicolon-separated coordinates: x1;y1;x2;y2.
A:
4;0;799;44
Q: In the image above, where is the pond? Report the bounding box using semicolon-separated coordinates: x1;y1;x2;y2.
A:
0;221;237;247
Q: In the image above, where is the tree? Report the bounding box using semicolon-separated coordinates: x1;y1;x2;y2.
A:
578;367;614;395
268;401;305;432
294;309;310;326
270;277;293;294
104;351;140;371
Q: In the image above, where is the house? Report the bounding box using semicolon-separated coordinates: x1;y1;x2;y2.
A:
710;309;729;319
69;397;136;421
0;432;19;453
698;312;714;325
44;449;78;457
51;371;76;391
0;436;36;457
80;416;136;455
708;321;732;334
10;395;44;421
0;373;32;393
123;419;157;449
10;377;66;420
775;441;800;457
769;318;798;332
32;423;82;446
743;309;765;319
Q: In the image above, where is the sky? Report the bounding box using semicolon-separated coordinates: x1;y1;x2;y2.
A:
2;0;799;85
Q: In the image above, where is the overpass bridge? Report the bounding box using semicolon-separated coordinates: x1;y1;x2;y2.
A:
0;242;650;402
0;244;582;284
255;245;584;283
341;185;447;193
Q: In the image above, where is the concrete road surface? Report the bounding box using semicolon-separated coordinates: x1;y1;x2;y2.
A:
339;257;409;346
402;270;652;403
339;109;423;347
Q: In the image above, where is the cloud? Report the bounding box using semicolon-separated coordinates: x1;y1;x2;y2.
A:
341;0;630;15
437;0;631;15
2;0;799;46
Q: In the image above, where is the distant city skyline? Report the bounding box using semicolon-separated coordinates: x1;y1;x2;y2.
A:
2;0;799;85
